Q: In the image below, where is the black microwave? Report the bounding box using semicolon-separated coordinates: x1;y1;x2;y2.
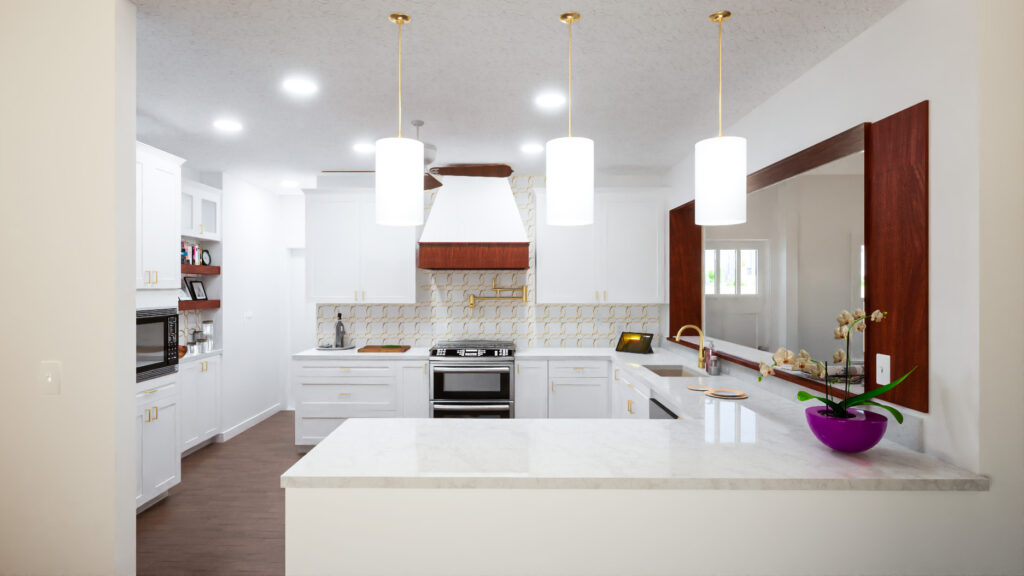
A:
137;307;178;382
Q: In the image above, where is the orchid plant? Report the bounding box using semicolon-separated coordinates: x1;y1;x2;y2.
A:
757;309;916;422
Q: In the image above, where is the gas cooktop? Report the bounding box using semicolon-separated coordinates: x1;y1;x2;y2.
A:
430;340;516;358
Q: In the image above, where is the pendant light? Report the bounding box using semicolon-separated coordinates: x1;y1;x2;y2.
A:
694;10;746;226
545;12;594;226
375;13;424;226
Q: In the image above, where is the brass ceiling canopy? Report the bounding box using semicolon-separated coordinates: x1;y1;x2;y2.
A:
388;13;410;24
559;12;581;24
709;10;732;23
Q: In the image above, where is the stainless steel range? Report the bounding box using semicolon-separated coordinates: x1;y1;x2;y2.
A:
429;340;515;418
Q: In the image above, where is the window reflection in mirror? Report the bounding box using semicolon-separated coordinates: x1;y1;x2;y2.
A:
704;151;865;365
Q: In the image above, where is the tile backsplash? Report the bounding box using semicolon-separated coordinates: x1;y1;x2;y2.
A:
316;176;663;348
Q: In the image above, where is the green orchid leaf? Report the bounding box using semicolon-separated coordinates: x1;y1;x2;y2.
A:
840;367;917;410
797;390;842;412
850;400;905;424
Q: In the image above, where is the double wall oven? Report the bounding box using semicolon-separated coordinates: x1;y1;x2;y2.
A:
429;340;515;418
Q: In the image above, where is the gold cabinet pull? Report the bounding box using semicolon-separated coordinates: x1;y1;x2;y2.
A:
614;368;620;381
551;380;554;393
338;392;351;397
627;382;634;389
145;408;152;423
338;367;351;371
145;388;157;394
153;406;159;420
603;290;607;301
595;290;600;301
354;290;358;301
424;364;427;374
155;270;159;285
362;291;366;301
627;400;635;415
516;364;520;375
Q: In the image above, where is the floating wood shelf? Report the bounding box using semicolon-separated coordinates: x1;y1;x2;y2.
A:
179;299;220;311
181;264;221;275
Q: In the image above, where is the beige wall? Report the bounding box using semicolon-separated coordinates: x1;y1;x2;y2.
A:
0;1;137;574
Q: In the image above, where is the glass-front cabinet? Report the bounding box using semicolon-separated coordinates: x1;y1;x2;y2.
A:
181;179;222;241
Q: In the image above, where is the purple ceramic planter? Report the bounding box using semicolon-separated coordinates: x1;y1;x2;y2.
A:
805;407;888;453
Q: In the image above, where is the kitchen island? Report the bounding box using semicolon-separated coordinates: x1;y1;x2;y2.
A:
282;348;989;576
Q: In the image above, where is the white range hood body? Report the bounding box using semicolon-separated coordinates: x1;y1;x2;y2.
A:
419;176;527;243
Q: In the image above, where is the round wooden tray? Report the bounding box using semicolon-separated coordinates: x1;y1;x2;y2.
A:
705;388;749;400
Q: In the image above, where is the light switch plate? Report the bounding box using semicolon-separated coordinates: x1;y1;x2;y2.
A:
38;361;62;395
876;353;891;385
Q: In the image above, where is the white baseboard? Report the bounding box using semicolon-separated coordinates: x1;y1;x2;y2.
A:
217;402;281;442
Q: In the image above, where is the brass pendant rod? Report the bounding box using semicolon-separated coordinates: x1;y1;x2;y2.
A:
398;19;403;138
568;17;573;138
717;16;723;138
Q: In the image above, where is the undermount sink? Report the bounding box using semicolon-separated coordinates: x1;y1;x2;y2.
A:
643;365;705;378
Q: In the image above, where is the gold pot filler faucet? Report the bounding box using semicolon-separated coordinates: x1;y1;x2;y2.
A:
673;324;706;371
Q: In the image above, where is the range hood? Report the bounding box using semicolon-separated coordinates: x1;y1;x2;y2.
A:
418;175;529;270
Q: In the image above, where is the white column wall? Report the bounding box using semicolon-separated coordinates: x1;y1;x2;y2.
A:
0;1;137;573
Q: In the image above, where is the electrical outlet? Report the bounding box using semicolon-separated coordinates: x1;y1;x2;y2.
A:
876;353;891;385
38;361;62;395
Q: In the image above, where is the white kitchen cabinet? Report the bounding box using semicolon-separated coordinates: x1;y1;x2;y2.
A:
181;179;222;241
547;361;609;418
179;355;221;453
292;359;402;445
515;360;549;418
305;190;416;303
136;377;181;509
136;142;184;290
611;365;650;419
536;190;666;304
400;361;429;418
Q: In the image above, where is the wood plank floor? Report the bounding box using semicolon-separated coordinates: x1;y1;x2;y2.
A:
137;410;300;576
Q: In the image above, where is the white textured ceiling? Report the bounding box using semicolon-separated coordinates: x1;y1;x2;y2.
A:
136;0;903;192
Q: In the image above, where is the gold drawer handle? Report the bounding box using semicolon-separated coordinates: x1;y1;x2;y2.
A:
337;392;351;396
145;389;157;394
153;406;159;420
627;400;635;415
338;367;351;371
614;368;620;381
627;383;634;389
145;408;152;423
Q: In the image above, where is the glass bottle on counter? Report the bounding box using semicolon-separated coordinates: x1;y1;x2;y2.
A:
335;313;347;349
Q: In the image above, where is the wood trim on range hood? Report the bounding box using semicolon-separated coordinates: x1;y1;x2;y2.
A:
418;242;529;270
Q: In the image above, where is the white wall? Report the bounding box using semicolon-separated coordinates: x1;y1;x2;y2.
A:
667;0;981;470
0;1;137;573
220;175;286;438
663;2;1023;571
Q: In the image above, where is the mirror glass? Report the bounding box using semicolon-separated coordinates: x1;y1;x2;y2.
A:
704;152;865;365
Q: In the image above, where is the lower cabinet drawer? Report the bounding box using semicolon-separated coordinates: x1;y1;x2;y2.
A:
296;362;397;379
299;381;397;406
549;360;609;379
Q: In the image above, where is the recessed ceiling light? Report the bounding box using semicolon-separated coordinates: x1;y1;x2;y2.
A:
213;118;243;133
521;143;544;154
281;180;300;189
353;142;375;154
282;76;319;97
534;91;567;110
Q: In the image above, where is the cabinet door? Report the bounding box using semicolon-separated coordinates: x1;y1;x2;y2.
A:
198;189;221;241
197;357;221;442
599;193;665;304
400;362;429;417
135;403;147;506
143;392;180;495
179;362;200;452
181;182;198;237
306;194;361;302
549;378;608;418
139;157;181;289
515;361;549;418
611;370;649;419
359;196;416;303
535;191;599;303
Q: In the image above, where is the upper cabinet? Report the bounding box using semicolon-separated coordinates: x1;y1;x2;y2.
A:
305;190;417;303
181;179;222;241
536;190;666;304
136;142;185;290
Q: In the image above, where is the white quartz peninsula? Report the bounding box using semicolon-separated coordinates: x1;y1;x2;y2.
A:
282;357;987;576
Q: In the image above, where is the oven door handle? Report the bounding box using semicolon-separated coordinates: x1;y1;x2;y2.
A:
433;403;511;412
432;366;511;374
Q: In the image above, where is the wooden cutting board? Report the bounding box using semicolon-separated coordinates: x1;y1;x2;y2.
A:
357;345;411;353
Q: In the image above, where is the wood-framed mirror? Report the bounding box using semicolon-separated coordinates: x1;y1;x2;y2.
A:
669;101;929;412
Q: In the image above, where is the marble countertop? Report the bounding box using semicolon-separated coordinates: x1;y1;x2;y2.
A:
281;345;989;491
293;347;431;359
179;349;223;363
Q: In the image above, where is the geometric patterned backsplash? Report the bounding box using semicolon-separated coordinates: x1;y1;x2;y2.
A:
315;176;664;349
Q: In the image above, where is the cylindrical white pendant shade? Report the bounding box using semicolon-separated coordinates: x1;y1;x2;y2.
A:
545;136;594;226
375;137;424;226
694;136;747;226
